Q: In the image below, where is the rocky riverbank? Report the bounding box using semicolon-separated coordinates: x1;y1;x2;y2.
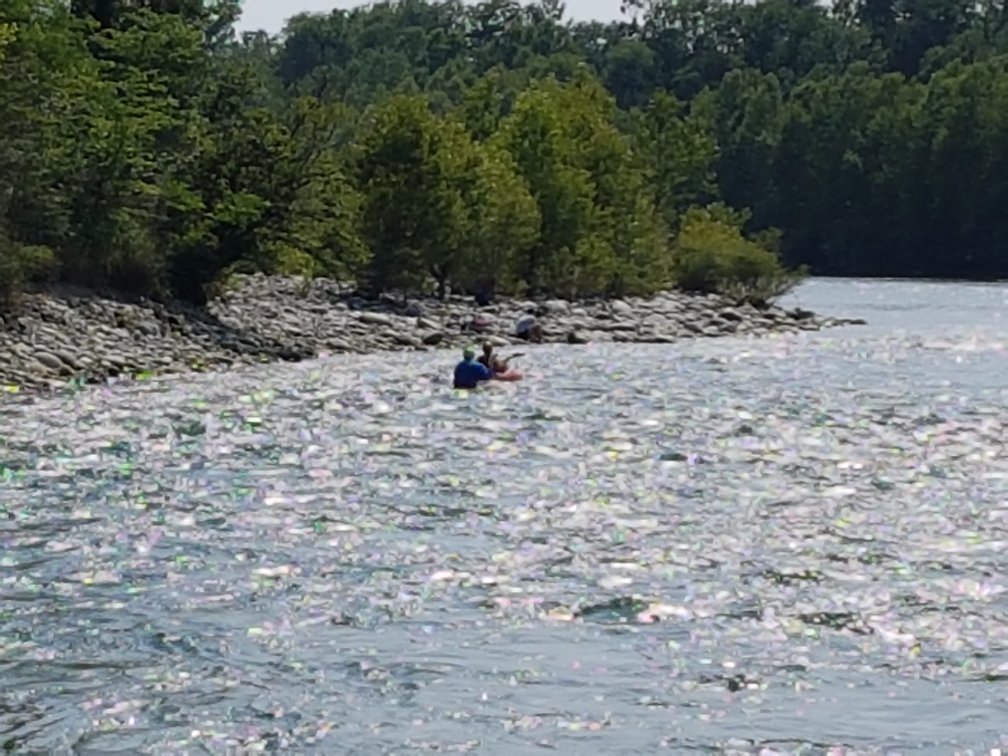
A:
0;274;865;393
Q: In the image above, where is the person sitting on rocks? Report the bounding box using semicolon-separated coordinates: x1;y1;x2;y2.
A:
453;346;493;389
515;313;543;343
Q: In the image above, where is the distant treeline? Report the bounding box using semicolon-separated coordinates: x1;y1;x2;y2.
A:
2;0;1006;309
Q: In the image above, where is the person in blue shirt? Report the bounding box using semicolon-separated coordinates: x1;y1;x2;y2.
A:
453;346;493;389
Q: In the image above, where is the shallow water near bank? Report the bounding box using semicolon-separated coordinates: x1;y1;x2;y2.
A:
2;279;1007;753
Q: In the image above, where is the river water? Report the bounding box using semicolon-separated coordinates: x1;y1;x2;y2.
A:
1;279;1006;753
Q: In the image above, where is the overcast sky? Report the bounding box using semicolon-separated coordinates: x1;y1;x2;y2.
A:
235;0;628;34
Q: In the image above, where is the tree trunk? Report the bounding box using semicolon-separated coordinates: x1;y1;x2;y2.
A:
431;265;448;300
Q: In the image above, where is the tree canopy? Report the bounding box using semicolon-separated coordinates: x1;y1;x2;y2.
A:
2;0;1006;308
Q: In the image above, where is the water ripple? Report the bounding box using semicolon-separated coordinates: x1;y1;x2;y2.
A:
2;282;1008;752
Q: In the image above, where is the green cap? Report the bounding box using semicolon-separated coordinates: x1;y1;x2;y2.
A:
462;346;475;360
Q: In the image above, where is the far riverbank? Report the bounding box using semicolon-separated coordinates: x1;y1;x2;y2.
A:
0;274;866;393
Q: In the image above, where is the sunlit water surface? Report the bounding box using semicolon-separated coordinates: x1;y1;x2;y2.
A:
2;279;1007;753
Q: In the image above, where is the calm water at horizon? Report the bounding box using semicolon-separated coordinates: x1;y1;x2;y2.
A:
1;279;1006;753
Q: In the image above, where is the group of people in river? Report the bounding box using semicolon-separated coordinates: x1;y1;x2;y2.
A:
452;314;543;389
453;341;516;389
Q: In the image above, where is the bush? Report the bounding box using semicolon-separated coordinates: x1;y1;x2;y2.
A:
672;206;805;305
0;225;54;309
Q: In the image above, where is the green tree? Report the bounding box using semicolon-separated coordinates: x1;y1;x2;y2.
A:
491;77;609;295
493;74;676;296
457;143;541;298
6;0;1008;310
70;0;240;43
353;94;473;297
169;63;366;302
673;204;801;304
0;0;99;296
634;91;718;227
60;9;209;294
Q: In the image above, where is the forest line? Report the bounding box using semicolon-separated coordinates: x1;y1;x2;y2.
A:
2;0;1006;310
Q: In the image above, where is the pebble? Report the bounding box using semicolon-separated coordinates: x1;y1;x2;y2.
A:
0;274;863;392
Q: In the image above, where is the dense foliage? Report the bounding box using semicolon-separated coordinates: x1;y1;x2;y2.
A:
3;0;1006;308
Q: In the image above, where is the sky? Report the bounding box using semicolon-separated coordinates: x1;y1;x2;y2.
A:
234;0;628;34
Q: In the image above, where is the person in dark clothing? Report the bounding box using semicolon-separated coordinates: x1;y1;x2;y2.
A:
453;346;492;389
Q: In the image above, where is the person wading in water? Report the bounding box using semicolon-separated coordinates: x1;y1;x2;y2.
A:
477;341;511;375
453;346;493;389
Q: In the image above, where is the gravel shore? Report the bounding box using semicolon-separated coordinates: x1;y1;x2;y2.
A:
0;274;865;393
